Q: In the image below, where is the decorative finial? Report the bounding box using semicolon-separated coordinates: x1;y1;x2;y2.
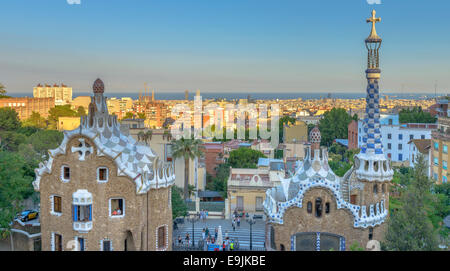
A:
93;78;104;94
366;9;381;41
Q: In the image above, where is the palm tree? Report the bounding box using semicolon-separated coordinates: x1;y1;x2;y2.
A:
0;83;6;95
137;130;153;144
171;138;204;200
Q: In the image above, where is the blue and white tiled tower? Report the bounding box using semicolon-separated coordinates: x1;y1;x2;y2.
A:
354;10;393;182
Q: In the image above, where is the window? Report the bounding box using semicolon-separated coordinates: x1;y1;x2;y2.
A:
102;240;112;251
409;135;414;140
387;133;392;140
387;143;391;150
255;197;263;211
369;227;374;240
325;202;330;214
434;142;439;150
350;195;357;205
110;199;124;217
434;157;439;166
444;145;448;154
61;166;70;182
307;202;312;214
52;195;62;214
398;144;402;150
434;173;438;180
315;198;323;218
398;134;403;140
157;226;167;250
97;167;108;182
373;184;378;194
165;144;173;162
53;233;63;251
72;205;92;222
398;154;403;161
388;153;392;159
421;135;425;139
77;237;85;251
388;119;393;125
443;160;448;170
444;176;448;184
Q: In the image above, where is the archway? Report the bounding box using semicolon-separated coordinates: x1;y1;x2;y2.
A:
124;231;135;251
292;232;344;251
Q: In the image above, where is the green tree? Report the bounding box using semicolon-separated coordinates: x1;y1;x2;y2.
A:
137;112;146;120
228;147;266;169
383;154;439;251
171;138;204;200
171;186;188;218
0;131;26;152
399;107;436;124
47;105;78;130
77;106;86;117
22;112;47;129
122;112;134;120
319;108;353;146
0;151;34;233
27;130;64;157
0;107;21;131
0;83;6;95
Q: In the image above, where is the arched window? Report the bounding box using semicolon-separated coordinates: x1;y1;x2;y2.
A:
325;202;330;214
307;202;312;214
373;184;378;194
280;244;285;251
369;227;374;240
315;198;323;218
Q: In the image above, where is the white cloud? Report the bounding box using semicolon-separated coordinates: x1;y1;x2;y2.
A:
367;0;382;4
67;0;81;4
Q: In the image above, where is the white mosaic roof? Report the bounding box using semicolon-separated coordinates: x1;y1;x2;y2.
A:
33;79;175;194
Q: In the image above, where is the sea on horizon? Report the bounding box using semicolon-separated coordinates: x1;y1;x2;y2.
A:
6;92;440;101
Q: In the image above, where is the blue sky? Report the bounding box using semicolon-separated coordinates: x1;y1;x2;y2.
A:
1;0;449;94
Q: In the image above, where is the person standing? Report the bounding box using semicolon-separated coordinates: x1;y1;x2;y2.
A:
237;217;240;227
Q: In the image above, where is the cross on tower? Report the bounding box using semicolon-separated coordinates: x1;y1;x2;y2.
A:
71;138;93;161
366;10;381;38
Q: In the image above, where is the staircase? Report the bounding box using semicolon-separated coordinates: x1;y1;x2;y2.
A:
340;167;352;202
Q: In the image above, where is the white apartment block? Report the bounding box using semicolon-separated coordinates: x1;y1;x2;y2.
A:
358;114;437;163
33;83;72;105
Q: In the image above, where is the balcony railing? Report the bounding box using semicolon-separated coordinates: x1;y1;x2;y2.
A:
73;221;93;232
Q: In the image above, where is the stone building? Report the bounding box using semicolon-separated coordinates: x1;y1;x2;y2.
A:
33;79;175;251
263;10;393;251
0;97;54;120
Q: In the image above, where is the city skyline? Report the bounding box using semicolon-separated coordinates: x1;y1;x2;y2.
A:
1;0;450;94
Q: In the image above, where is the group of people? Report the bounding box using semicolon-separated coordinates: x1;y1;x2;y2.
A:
231;210;242;231
201;227;238;251
198;209;208;221
177;233;192;247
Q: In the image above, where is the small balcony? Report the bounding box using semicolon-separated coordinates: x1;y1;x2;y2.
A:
73;221;93;232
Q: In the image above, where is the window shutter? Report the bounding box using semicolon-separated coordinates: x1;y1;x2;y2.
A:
73;206;78;221
88;205;92;221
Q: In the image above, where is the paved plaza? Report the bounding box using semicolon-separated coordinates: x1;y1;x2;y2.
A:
173;218;266;250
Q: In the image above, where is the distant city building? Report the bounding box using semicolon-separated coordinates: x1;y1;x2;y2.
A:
202;142;225;177
0;97;54;120
185;90;189;100
33;83;72;105
348;120;359;150
357;114;436;163
57;116;80;131
283;120;308;143
431;117;450;183
408;139;431;177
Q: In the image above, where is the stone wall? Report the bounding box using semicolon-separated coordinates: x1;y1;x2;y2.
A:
270;187;386;251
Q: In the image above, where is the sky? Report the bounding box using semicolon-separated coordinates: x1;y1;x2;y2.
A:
1;0;449;94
